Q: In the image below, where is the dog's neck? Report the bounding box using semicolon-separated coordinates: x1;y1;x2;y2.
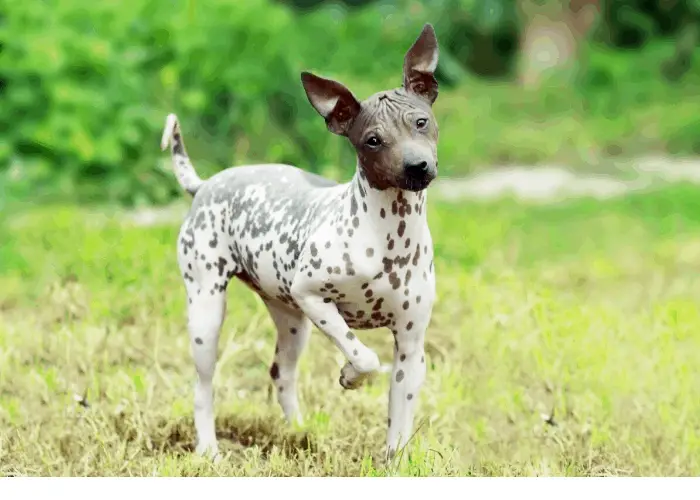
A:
348;164;428;238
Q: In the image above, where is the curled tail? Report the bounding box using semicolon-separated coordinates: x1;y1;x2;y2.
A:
160;113;204;196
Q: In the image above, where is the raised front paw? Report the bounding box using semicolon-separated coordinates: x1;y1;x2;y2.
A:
339;359;378;390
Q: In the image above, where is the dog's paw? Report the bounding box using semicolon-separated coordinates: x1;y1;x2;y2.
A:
339;361;376;390
195;442;221;463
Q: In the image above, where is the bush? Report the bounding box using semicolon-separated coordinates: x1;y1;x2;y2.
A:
1;0;698;207
1;0;431;206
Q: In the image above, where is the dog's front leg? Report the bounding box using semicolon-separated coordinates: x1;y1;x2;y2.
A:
291;281;380;388
386;323;428;461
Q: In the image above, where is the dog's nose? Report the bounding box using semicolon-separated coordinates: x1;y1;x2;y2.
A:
405;160;429;173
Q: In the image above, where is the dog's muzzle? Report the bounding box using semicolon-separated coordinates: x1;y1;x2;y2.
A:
402;160;437;191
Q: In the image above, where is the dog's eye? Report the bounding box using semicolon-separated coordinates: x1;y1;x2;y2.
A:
416;118;428;129
365;136;381;148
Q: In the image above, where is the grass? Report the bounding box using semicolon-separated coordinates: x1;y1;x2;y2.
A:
2;184;700;476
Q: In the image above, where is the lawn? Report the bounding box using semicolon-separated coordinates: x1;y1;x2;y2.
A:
2;184;700;476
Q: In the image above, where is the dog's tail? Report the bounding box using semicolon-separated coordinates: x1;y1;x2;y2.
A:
160;113;204;197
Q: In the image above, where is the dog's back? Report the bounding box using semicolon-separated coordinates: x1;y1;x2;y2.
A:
172;155;348;307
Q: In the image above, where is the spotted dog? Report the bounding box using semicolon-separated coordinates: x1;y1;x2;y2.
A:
160;24;441;461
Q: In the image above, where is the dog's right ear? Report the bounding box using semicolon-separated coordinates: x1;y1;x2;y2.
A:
301;72;361;136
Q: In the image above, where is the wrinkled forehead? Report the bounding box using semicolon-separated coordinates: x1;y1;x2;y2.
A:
349;88;432;139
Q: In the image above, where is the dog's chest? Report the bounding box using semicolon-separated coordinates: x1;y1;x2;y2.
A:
300;210;435;331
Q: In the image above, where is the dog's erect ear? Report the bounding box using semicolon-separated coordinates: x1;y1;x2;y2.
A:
301;72;362;136
403;23;439;104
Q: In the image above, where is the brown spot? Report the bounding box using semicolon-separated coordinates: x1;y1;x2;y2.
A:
400;354;406;362
388;239;395;251
406;321;413;330
290;328;297;335
269;363;280;380
397;221;406;238
366;248;374;257
407;394;413;400
383;258;394;273
365;289;373;298
388;272;401;290
396;370;404;382
380;208;386;218
413;244;421;266
405;238;411;249
194;337;203;345
402;301;409;310
416;296;421;304
346;331;356;340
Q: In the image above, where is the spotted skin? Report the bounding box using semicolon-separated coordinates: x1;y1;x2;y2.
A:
162;23;441;462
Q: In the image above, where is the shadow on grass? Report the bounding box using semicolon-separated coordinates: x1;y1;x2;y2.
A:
137;414;317;459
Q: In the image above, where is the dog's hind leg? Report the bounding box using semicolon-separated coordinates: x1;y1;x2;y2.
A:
178;235;237;460
184;282;226;459
264;300;311;426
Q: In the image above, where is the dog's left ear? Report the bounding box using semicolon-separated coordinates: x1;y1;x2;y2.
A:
403;23;440;104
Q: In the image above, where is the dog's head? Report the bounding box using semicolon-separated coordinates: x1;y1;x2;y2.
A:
301;23;440;192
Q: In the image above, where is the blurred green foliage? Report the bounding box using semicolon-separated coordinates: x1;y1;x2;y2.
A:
2;0;700;206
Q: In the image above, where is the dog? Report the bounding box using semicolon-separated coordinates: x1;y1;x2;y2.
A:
160;23;440;462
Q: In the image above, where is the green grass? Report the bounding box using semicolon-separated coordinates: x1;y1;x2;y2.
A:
2;184;700;476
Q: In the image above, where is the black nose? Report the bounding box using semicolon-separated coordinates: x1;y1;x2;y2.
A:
405;160;429;173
